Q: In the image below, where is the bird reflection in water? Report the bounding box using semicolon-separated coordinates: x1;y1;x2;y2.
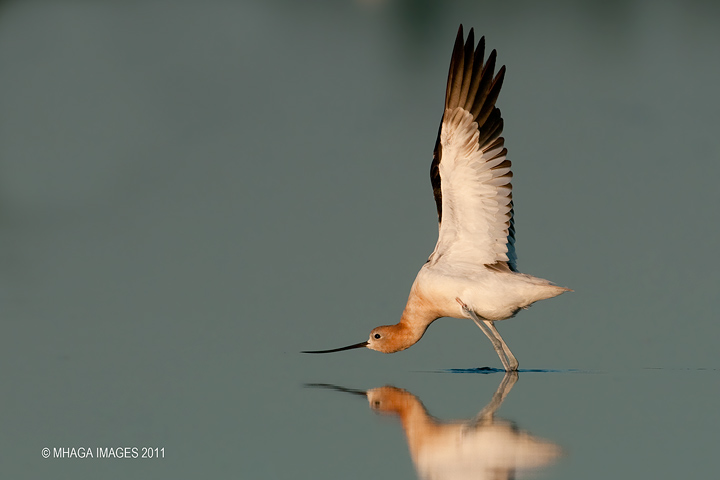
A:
308;373;561;480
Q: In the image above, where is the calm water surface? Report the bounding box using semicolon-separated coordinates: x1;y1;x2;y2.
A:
1;1;718;478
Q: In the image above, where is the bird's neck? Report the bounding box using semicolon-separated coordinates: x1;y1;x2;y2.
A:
379;391;444;457
395;287;439;349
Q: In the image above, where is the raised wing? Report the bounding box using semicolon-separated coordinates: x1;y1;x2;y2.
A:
429;25;517;272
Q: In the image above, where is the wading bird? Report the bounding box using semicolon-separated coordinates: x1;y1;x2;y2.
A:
307;375;562;480
303;25;570;370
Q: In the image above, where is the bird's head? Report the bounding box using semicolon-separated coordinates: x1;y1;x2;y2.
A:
302;323;422;355
366;325;414;353
366;386;420;416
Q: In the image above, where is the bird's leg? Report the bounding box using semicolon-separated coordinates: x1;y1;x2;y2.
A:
484;321;519;371
471;371;519;424
456;298;512;371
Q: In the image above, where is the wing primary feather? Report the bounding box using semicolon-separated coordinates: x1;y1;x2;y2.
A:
469;49;497;119
477;110;503;147
464;36;485;112
444;25;462;107
446;26;465;111
430;119;443;223
476;66;506;128
457;28;475;108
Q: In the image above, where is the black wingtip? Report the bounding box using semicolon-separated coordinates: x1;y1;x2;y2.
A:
454;25;464;51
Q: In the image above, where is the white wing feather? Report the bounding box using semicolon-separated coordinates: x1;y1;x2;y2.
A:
428;27;515;272
430;107;513;269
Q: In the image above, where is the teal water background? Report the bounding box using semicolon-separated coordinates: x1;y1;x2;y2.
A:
1;1;719;478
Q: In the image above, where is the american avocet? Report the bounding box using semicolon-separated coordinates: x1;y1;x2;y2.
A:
307;375;562;479
304;25;570;370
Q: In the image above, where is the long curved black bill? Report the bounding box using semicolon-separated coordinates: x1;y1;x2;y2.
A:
302;341;369;354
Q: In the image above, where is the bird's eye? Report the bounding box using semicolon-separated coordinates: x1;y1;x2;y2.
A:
373;400;381;408
374;333;381;339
